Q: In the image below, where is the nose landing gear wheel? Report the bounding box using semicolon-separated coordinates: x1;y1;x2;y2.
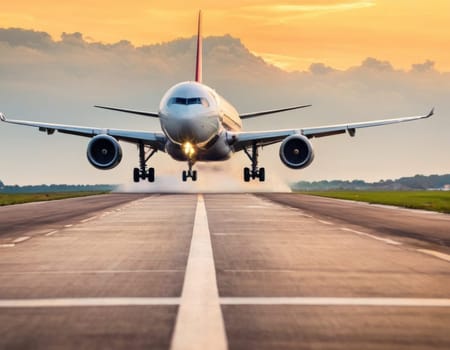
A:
182;162;197;182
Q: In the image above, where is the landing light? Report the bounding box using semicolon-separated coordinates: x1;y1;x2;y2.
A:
183;142;196;158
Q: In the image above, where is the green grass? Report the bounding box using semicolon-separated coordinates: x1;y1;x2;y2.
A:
301;191;450;214
0;192;108;206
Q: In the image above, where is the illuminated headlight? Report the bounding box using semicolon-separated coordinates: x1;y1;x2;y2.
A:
183;142;196;158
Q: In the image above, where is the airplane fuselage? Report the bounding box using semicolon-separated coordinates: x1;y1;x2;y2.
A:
158;81;241;162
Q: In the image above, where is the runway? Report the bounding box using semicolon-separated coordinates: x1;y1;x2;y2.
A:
0;193;449;349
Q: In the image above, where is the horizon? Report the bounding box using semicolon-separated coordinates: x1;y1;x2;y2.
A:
2;173;449;188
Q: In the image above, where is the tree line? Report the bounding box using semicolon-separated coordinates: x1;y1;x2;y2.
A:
0;182;115;193
292;174;450;191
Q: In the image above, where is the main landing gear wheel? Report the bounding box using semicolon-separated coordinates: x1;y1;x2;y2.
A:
148;167;155;182
133;142;157;183
133;168;140;183
243;142;266;182
244;167;251;182
243;167;265;182
259;167;265;181
133;167;155;182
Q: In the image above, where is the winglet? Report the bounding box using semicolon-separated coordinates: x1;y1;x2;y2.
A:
0;112;6;122
195;10;203;83
426;107;434;118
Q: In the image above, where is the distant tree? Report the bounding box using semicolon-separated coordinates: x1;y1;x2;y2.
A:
292;174;449;191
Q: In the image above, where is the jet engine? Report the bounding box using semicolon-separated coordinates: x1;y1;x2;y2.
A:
279;134;314;169
87;135;122;170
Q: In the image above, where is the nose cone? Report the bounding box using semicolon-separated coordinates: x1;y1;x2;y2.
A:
163;113;219;145
159;82;221;145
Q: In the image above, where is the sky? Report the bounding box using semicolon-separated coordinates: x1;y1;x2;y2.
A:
1;0;450;71
0;1;449;187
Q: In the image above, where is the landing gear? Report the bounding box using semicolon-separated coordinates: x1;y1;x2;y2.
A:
182;161;197;182
133;142;157;183
243;142;265;182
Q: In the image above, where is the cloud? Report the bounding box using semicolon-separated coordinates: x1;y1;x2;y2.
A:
238;1;376;23
60;32;85;46
358;57;394;71
255;1;376;13
0;27;449;186
411;60;436;73
309;62;336;74
0;27;54;49
253;52;302;71
241;1;376;16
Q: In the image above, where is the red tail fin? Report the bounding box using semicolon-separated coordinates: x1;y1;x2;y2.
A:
195;11;202;83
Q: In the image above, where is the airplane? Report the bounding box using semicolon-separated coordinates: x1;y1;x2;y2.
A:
0;11;433;183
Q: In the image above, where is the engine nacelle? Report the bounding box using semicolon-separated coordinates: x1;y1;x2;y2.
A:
279;134;314;169
87;135;122;170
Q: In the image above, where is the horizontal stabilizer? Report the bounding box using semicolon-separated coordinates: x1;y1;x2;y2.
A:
240;104;312;119
94;105;159;118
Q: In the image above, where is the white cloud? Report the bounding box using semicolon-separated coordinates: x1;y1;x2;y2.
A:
238;1;376;23
250;1;376;14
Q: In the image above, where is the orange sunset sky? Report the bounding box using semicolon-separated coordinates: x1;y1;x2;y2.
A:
1;0;450;71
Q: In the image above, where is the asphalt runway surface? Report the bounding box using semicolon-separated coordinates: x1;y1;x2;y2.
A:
0;193;449;349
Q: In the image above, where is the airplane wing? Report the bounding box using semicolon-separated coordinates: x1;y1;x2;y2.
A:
232;108;434;151
0;113;166;151
240;104;312;119
94;105;159;118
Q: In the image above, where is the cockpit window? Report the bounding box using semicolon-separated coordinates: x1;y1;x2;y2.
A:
168;97;209;107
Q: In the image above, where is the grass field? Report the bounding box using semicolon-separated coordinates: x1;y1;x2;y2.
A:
0;192;108;206
302;191;450;214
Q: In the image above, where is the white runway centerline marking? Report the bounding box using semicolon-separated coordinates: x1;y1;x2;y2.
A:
220;297;450;307
170;194;228;350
